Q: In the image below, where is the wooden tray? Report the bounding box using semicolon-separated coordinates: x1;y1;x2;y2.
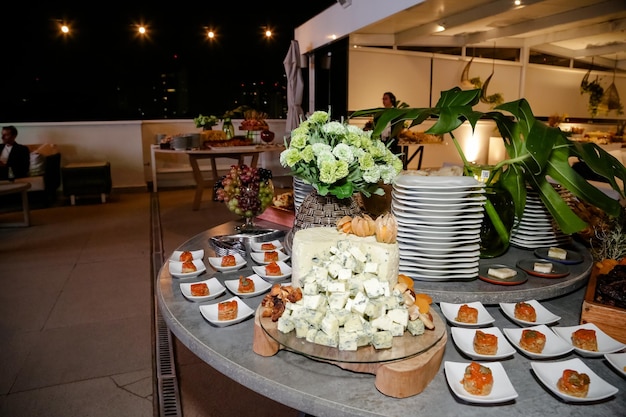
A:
253;306;447;398
581;264;626;343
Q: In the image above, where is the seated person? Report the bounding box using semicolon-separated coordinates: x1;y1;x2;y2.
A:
0;125;30;180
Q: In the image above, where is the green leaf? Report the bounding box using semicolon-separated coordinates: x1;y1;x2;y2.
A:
571;142;626;198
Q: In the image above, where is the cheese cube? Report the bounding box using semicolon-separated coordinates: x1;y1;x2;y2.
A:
371;314;393;331
343;314;364;333
337;268;352;281
320;312;339;336
328;292;349;310
407;318;425;336
314;330;338;347
487;267;517;279
327;281;347;293
533;262;553;274
303;281;319;295
351;292;368;315
387;308;409;327
349;246;367;262
302;294;324;310
294;319;310;338
327;262;342;278
338;330;358;351
548;247;567;260
364;300;385;319
331;308;351;326
277;316;295;333
390;322;405;337
306;328;318;343
363;278;385;298
364;262;378;273
372;330;393;349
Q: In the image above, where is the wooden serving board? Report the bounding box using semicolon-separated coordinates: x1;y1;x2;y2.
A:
253;307;447;398
581;264;626;344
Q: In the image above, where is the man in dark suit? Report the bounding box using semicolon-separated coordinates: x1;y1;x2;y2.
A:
0;125;30;180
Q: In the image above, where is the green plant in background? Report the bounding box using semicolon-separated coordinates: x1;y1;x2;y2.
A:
352;88;626;241
580;75;604;118
193;114;219;129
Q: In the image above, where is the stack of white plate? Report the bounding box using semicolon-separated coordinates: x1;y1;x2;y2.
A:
293;177;315;212
392;173;486;281
510;189;571;249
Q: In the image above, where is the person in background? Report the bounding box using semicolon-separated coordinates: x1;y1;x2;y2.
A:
380;92;400;154
0;125;30;180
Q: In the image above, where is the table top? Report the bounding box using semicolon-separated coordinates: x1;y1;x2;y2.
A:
157;221;625;417
0;181;31;194
151;144;283;156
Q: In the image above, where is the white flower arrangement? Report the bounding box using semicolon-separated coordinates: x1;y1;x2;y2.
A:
280;111;403;199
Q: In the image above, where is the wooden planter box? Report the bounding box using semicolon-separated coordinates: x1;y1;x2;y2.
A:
581;265;626;344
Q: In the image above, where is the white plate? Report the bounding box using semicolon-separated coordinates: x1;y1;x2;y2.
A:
394;174;483;188
398;268;478;281
392;194;486;204
199;296;254;327
444;361;518;403
439;301;495;327
250;249;290;264
249;239;283;252
207;253;247;272
604;352;626;377
169;249;204;262
502;325;573;359
451;327;516;360
179;277;226;302
224;274;273;297
169;259;207;279
499;299;561;326
252;261;292;281
551;323;626;357
531;358;619;402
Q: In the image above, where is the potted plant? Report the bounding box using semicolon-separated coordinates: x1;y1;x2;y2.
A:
194;114;219;130
352;88;626;244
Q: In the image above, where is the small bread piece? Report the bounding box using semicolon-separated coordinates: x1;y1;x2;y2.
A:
181;261;197;273
533;262;553;274
190;283;209;296
261;242;276;251
473;330;498;355
519;329;546;353
218;300;238;321
514;301;537;322
487;267;517;279
264;251;279;263
237;275;255;293
265;261;282;276
461;362;494;396
571;328;598;351
179;251;193;262
557;369;590;398
548;247;567;260
221;255;237;267
456;304;478;323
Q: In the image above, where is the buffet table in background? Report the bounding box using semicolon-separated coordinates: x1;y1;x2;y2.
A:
157;220;625;417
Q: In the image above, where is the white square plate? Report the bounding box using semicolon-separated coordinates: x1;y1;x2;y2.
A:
199;296;254;327
252;261;292;281
439;301;495;327
450;327;516;360
604;352;626;377
531;358;619;402
444;361;518;404
179;277;226;302
224;274;273;298
551;323;626;357
250;249;290;264
250;239;283;252
169;259;207;279
502;324;573;359
169;249;204;262
207;253;247;272
499;299;561;326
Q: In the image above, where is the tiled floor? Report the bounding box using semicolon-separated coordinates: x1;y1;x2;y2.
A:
0;188;298;417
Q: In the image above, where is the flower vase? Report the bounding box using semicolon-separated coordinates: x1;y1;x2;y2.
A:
222;118;235;139
293;190;362;232
479;186;516;258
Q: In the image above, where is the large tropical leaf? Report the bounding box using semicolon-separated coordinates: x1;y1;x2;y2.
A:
571;141;626;197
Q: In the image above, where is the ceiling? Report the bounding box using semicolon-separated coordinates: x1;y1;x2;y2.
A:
349;0;626;70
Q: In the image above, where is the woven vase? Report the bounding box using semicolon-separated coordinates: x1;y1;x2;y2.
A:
293;189;362;233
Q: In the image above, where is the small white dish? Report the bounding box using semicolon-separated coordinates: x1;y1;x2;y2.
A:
179;277;226;302
252;261;292;281
531;358;619;402
250;249;290;264
207;253;247;272
499;299;561;326
444;361;518;404
199;296;254;327
450;327;516;360
604;352;626;377
169;249;204;262
551;323;626;357
224;274;273;298
169;259;207;279
439;301;495;327
250;239;283;252
502;324;573;359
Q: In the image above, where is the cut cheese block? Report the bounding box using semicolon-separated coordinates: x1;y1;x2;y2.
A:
487;267;517;279
291;227;399;289
548;247;567;260
533;262;553;274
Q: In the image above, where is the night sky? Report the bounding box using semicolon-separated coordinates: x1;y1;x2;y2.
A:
2;1;336;122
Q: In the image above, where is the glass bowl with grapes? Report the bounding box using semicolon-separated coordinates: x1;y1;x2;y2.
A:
214;165;274;230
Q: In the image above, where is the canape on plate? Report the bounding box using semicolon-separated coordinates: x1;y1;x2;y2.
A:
218;300;238;321
519;329;546;353
456;304;478;323
461;361;493;395
514;301;536;322
221;254;237;267
474;330;498;355
237;276;255;293
557;369;590;398
571;328;598;351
